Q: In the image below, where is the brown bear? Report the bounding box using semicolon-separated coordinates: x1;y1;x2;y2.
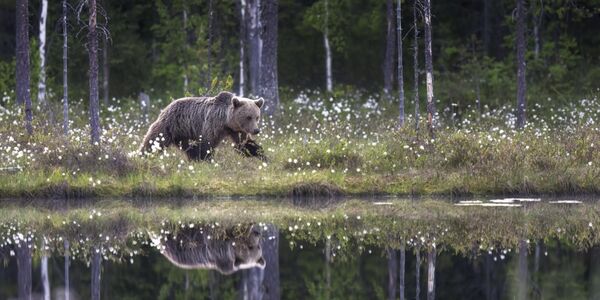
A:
152;224;266;275
139;91;266;160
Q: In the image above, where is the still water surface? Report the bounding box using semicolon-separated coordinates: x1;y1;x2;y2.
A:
0;197;598;299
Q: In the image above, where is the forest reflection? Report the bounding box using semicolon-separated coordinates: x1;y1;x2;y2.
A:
2;234;600;299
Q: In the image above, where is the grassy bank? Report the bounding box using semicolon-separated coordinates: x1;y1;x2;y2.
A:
0;90;599;198
1;199;599;261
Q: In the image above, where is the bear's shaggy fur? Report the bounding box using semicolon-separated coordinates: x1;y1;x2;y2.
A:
154;225;265;275
139;91;266;160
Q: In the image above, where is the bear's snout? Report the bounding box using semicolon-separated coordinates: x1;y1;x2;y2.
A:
253;128;260;135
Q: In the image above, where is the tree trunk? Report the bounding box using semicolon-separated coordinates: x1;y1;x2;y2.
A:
325;239;331;299
17;241;32;300
239;0;247;96
102;37;109;106
88;0;101;144
416;247;421;300
399;246;405;300
423;0;436;137
262;224;280;300
41;240;50;300
259;0;279;116
324;0;333;92
515;0;527;129
91;248;102;300
209;271;219;300
427;248;436;300
387;248;398;300
532;0;543;60
485;253;492;300
64;240;71;300
38;0;48;105
396;0;405;127
207;0;214;89
517;240;528;300
247;0;261;95
483;0;490;56
62;0;69;136
183;7;189;93
16;0;33;134
383;0;395;96
413;0;419;131
139;91;149;123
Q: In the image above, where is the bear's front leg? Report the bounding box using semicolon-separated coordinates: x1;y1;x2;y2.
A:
183;140;213;161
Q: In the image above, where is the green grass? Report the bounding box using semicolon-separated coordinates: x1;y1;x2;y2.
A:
0;90;599;198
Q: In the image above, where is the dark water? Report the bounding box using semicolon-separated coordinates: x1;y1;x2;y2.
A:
1;230;599;299
1;198;599;299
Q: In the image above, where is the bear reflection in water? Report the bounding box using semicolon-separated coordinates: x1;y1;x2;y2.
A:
156;224;266;275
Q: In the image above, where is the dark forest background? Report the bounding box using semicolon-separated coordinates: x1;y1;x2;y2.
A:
0;0;599;108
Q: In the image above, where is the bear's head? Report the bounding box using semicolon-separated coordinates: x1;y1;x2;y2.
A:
231;225;265;270
227;96;265;135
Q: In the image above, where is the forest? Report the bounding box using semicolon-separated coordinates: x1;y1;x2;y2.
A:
0;0;599;196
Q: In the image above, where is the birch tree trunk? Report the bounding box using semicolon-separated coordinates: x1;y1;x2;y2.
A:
38;0;48;105
396;0;405;127
423;0;436;137
88;0;101;145
399;246;405;300
17;241;32;300
259;0;279;116
427;248;436;300
91;248;102;300
41;239;50;300
16;0;33;135
413;0;419;131
62;0;69;135
102;37;109;106
517;240;528;300
324;0;332;92
183;7;189;93
383;0;395;96
247;0;262;95
387;248;398;300
64;240;71;300
239;0;247;96
515;0;527;129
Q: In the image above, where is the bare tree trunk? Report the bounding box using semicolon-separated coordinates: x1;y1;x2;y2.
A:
483;0;490;56
91;248;102;300
259;0;279;116
62;0;69;135
16;0;33;134
399;246;405;300
102;37;109;106
262;224;280;300
413;0;419;132
239;0;247;96
17;241;32;300
383;0;395;96
324;0;332;92
41;239;50;300
423;0;436;137
416;247;421;300
397;0;405;127
88;0;101;144
485;253;492;300
387;248;398;300
209;271;219;300
517;240;528;300
183;7;189;93
207;0;214;89
64;240;71;300
515;0;527;129
38;0;48;105
532;0;543;60
427;248;436;300
247;0;262;95
325;239;331;299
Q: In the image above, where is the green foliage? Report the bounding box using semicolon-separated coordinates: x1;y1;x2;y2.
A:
0;59;14;102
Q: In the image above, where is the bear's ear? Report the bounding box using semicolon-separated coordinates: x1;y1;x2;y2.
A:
255;98;264;108
232;97;243;108
256;257;266;269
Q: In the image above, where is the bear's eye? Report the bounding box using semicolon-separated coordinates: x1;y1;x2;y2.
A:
246;116;252;121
